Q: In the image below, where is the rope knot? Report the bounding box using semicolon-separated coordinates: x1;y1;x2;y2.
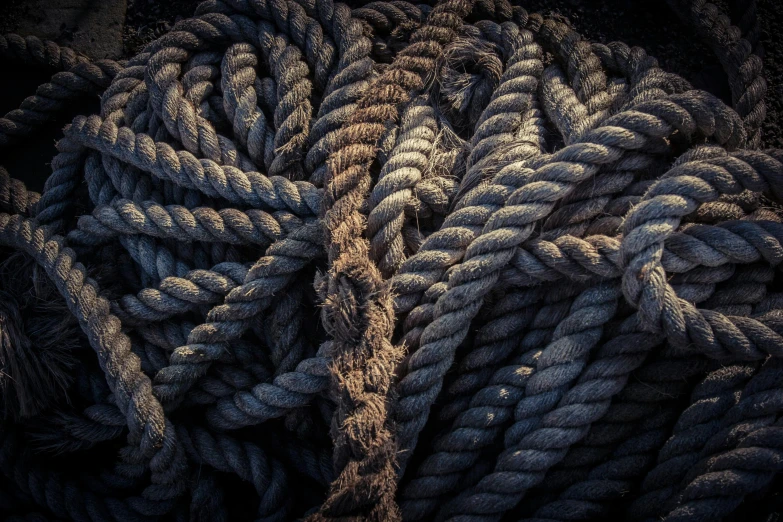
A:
435;35;503;131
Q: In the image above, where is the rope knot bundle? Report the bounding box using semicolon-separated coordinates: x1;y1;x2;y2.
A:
0;0;782;520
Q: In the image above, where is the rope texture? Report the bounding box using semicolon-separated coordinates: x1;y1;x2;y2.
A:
0;0;782;520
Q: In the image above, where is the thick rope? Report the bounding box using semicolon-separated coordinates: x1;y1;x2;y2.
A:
1;0;782;520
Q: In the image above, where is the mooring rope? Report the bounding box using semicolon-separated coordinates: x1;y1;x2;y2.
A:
0;0;781;520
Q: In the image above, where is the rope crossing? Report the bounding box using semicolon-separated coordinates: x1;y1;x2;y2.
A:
0;0;781;520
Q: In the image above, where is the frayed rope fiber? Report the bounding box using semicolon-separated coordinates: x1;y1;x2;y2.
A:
0;0;781;520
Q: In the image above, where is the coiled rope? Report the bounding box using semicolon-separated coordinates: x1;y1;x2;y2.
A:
0;0;782;520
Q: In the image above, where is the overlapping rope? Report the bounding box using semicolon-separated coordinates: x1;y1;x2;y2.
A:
0;0;782;520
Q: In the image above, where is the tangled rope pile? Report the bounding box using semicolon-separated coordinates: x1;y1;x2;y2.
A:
0;0;781;519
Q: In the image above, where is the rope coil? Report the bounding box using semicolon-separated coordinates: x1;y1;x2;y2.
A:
0;0;782;520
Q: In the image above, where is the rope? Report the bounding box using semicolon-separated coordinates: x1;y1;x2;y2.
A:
0;0;782;520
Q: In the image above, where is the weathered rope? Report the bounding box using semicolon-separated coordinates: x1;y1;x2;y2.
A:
0;0;782;520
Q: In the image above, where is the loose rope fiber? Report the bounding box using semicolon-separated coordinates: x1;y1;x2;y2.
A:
0;0;782;520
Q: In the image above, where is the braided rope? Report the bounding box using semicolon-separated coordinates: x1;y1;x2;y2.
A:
526;265;776;521
310;0;473;515
1;0;782;520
